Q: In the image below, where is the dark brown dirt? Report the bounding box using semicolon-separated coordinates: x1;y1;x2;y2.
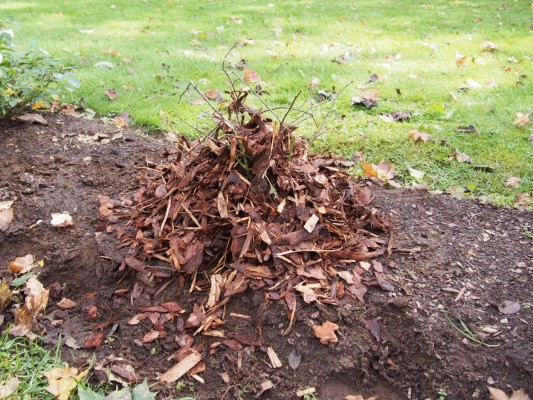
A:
1;113;532;400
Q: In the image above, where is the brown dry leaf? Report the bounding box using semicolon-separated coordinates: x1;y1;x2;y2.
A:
104;88;117;101
86;305;98;319
455;53;467;66
205;88;222;101
408;167;425;180
14;113;48;125
505;176;521;188
312;321;339;345
482;41;498;52
84;332;104;349
453;151;472;163
243;66;261;83
365;319;381;341
42;365;87;400
56;297;77;310
351;90;380;109
488;387;531;400
9;254;37;274
160;350;202;383
378;111;411;122
110;364;137;383
308;77;320;89
24;277;49;317
0;281;13;311
112;111;131;129
509;389;531;400
142;330;163;343
0;201;14;232
375;161;395;180
513;113;530;127
515;193;532;208
408;130;431;142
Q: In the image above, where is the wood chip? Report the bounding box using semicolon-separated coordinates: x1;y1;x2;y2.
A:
267;347;282;368
159;351;202;383
297;387;316;397
303;214;319;233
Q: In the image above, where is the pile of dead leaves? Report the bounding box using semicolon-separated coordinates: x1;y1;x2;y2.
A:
101;90;392;381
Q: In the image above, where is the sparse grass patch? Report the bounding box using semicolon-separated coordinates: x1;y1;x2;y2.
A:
1;0;531;204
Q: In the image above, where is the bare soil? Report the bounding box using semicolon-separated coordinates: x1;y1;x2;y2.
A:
1;113;532;400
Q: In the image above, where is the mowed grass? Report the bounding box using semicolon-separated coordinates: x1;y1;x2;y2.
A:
0;330;61;399
2;0;532;204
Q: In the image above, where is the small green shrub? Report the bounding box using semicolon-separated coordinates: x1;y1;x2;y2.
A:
0;22;77;119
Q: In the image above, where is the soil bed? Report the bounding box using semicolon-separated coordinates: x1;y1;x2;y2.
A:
1;114;532;400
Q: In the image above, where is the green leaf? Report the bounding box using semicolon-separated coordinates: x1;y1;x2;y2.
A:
78;386;105;400
11;272;34;287
104;388;132;400
132;379;157;400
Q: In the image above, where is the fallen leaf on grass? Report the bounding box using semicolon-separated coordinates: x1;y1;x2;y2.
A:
51;213;74;228
456;125;477;133
204;89;222;101
513;113;530;127
505;177;521;188
361;161;395;181
56;297;77;310
159;350;202;383
312;321;339;345
482;41;498;52
453;151;472;163
112;112;131;129
455;53;467;66
308;77;320;89
43;365;88;400
0;377;20;398
488;387;531;400
104;88;117;101
9;254;38;274
0;201;14;231
408;167;425;180
243;67;261;83
378;111;411;122
351;90;380;109
515;193;531;208
14;113;48;125
408;130;431;142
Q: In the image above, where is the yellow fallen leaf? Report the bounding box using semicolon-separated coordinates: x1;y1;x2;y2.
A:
312;320;339;345
9;254;36;274
43;365;88;400
513;113;530;127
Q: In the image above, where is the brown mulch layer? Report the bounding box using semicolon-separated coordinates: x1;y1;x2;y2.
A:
0;113;532;400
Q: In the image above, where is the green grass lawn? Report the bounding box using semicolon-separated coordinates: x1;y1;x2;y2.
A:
2;0;532;204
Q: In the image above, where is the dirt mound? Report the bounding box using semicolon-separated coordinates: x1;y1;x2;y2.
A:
1;114;532;399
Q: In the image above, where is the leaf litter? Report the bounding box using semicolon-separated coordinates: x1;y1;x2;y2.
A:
98;90;392;380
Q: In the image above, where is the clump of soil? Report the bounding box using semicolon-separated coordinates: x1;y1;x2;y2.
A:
1;113;532;400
